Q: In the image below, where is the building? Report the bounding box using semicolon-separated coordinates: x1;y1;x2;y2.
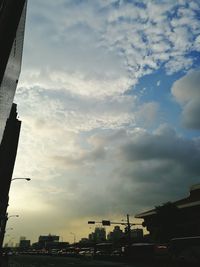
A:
37;234;59;249
0;0;27;256
130;229;143;241
39;234;60;243
88;227;106;242
32;234;69;251
19;239;31;249
107;226;124;243
0;104;21;248
0;0;27;143
38;234;59;249
135;184;200;241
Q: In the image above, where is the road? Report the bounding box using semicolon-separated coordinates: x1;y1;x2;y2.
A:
8;255;171;267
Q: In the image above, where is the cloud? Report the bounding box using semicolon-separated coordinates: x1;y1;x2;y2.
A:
102;0;200;80
21;0;200;98
9;0;200;243
19;69;131;98
48;126;200;211
15;86;137;134
11;120;200;241
172;70;200;129
109;125;200;211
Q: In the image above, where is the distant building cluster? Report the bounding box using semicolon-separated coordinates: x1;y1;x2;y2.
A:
88;227;106;243
85;226;143;245
4;234;69;252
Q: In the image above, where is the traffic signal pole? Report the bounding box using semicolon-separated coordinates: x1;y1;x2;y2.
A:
126;214;131;248
88;214;142;247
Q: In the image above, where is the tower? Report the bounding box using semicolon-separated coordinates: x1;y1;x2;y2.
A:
0;1;27;261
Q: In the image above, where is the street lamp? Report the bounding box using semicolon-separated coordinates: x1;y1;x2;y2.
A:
11;177;31;182
7;215;19;219
70;232;76;245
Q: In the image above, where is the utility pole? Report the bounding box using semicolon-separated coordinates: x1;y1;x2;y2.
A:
126;214;131;248
88;214;142;247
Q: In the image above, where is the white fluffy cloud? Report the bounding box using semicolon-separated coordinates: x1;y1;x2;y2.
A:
20;0;200;96
102;0;200;79
172;70;200;129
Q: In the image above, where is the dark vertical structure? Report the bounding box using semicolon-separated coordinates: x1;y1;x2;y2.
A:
0;104;21;250
0;0;27;262
0;0;27;142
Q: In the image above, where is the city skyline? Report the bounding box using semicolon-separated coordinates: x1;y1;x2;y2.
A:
4;223;143;247
7;0;200;243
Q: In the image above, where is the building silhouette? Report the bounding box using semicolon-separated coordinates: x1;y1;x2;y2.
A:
0;0;27;142
88;227;106;243
32;234;69;251
39;234;60;244
0;104;21;249
135;184;200;241
107;226;124;243
19;239;31;250
130;229;143;241
0;0;27;260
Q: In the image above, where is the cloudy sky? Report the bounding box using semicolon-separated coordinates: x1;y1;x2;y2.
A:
7;0;200;244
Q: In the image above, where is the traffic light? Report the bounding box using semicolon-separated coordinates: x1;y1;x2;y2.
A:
88;221;95;224
102;220;111;226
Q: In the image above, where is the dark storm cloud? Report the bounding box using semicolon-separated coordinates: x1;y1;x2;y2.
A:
172;70;200;130
48;126;200;217
121;125;200;169
105;125;200;212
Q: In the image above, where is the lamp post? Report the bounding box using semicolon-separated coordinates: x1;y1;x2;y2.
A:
70;232;76;247
0;176;29;255
8;215;19;219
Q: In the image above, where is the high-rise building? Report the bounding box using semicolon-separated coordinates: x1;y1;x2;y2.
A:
88;227;106;242
0;104;21;249
107;226;124;243
0;0;27;258
0;0;27;143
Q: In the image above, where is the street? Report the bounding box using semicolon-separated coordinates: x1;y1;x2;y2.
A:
7;255;172;267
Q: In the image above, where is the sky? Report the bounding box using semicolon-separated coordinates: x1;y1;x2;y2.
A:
6;0;200;244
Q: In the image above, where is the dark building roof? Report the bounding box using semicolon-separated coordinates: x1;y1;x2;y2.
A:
135;184;200;219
